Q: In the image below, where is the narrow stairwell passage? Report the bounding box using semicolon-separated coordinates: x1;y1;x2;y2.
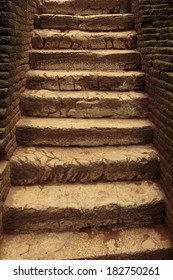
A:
0;0;173;260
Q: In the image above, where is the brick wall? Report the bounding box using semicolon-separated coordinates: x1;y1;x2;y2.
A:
0;0;37;160
132;0;173;240
0;0;37;236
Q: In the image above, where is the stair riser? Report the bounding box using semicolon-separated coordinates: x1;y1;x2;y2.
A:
3;203;164;233
37;0;131;15
29;51;140;71
10;153;159;186
26;72;145;91
16;126;154;147
32;32;137;50
34;15;134;31
20;95;148;118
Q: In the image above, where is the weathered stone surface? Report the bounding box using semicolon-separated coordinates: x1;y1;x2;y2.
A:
37;0;131;15
34;14;134;31
26;70;145;91
10;145;159;186
3;181;164;233
20;90;148;118
1;226;173;260
16;117;154;146
29;49;140;71
32;30;137;50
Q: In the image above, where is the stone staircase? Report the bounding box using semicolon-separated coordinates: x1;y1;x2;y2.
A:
0;0;173;260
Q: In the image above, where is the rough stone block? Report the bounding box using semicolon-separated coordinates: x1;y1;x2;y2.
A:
26;70;145;91
35;14;134;32
32;30;137;50
3;181;164;233
29;49;140;71
37;0;131;15
20;89;148;119
10;145;159;186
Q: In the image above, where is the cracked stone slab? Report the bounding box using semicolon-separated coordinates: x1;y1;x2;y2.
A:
29;49;140;71
37;0;131;15
20;90;149;118
3;181;165;233
32;30;137;50
1;226;173;259
34;14;134;31
16;117;154;146
26;70;145;91
10;145;159;186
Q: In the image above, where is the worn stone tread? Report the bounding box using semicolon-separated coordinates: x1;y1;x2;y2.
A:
3;181;165;233
16;117;154;146
32;30;137;50
10;145;159;186
37;0;131;15
26;70;145;91
20;89;148;118
34;14;134;31
1;226;173;259
29;49;140;71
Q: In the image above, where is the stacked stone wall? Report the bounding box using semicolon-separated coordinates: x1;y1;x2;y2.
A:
0;0;37;235
132;0;173;240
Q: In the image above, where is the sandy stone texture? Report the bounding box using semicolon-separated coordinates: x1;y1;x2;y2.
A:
29;49;140;71
1;226;173;260
16;117;154;146
32;30;137;50
34;14;134;31
3;181;164;233
10;145;159;186
26;70;145;91
37;0;131;15
20;90;148;118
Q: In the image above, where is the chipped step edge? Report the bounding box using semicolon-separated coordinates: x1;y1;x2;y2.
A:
26;70;145;91
3;181;165;233
15;117;154;147
31;30;137;50
37;0;131;15
10;145;160;186
0;226;173;260
20;90;149;119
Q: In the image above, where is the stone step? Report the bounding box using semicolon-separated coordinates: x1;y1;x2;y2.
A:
29;50;140;71
26;70;145;91
1;226;173;259
32;30;137;50
20;90;148;118
37;0;131;16
3;181;164;233
34;14;134;31
16;117;154;147
10;145;159;186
